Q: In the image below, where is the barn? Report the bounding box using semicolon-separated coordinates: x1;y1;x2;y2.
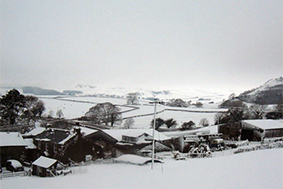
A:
241;119;283;141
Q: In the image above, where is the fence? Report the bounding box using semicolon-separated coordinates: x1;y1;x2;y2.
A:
0;171;28;179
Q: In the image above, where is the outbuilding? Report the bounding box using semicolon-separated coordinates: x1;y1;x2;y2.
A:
32;156;58;177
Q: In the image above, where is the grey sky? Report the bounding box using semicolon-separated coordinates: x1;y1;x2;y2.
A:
1;0;282;92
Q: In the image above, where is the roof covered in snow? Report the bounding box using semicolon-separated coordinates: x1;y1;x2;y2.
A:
163;125;218;137
242;120;283;130
34;128;75;144
7;160;23;168
32;156;57;168
0;132;27;147
22;127;45;137
24;139;37;149
78;127;98;136
102;129;170;142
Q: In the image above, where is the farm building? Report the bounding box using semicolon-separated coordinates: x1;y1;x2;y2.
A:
162;125;219;152
32;156;59;177
23;138;38;163
86;129;171;157
241;119;283;140
24;126;102;163
0;132;27;166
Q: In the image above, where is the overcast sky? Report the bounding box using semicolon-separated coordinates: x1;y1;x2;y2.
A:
1;0;282;92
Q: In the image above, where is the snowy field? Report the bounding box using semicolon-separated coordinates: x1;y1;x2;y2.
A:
127;110;218;129
40;97;131;119
40;96;226;128
1;148;282;189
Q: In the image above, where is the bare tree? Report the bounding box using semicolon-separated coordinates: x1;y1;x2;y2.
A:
127;93;139;105
85;102;122;126
123;118;135;129
23;95;45;121
56;109;64;118
248;104;267;119
199;118;209;127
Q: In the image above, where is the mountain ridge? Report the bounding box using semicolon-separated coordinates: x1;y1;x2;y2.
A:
238;77;283;104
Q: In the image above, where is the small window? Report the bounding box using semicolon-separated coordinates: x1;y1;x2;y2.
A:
45;143;49;151
53;145;57;153
38;141;41;149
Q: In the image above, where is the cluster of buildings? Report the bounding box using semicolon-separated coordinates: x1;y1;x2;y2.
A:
0;124;172;177
0;119;282;177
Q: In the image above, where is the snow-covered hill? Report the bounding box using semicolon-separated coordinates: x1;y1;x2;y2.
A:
238;77;283;104
66;84;229;103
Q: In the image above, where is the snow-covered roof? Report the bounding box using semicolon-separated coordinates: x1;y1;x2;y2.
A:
242;120;283;130
0;132;27;147
32;156;57;168
163;125;218;137
22;127;45;137
24;139;37;149
35;128;74;144
59;133;76;144
78;127;98;136
102;129;170;142
7;160;23;168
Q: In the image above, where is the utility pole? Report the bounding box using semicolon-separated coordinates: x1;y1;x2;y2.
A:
150;100;161;170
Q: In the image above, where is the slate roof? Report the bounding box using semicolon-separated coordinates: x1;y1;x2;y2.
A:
0;132;27;147
35;129;75;144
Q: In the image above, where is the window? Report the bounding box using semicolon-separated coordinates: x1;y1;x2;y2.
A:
122;135;138;143
53;145;57;153
38;141;41;149
45;143;49;152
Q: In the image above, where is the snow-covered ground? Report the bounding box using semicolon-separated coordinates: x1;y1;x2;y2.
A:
40;97;131;119
39;96;226;128
1;148;282;189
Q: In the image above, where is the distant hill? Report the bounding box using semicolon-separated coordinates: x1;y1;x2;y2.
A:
23;86;63;95
238;77;283;104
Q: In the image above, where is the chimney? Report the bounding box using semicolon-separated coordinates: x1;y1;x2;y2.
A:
74;127;81;137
